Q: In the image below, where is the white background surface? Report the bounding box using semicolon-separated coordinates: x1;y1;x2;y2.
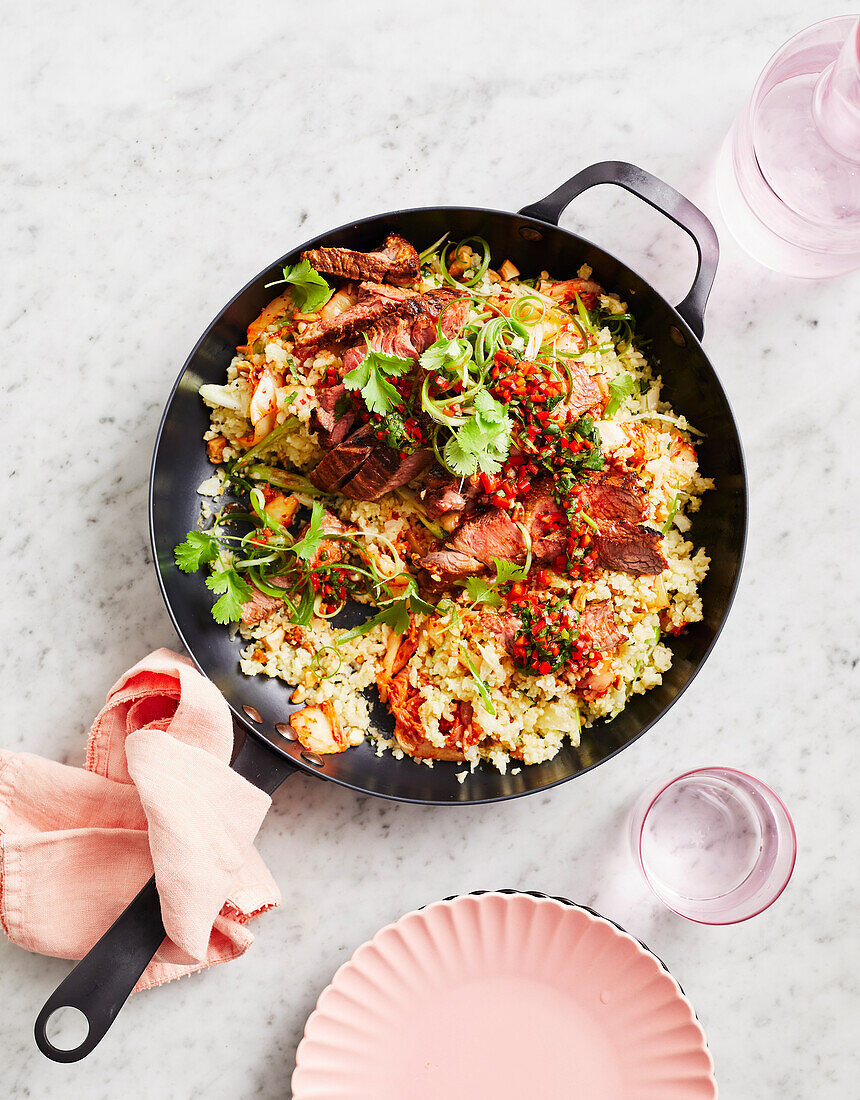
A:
1;2;858;1097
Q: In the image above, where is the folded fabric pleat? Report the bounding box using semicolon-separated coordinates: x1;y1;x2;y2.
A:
0;649;280;990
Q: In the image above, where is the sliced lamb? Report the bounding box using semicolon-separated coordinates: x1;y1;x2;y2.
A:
240;575;292;625
310;383;355;448
420;508;525;581
341;288;467;374
478;610;523;656
419;547;484;581
593;529;666;575
578;469;667;576
301;233;419;287
578;600;626;652
564;363;608;419
420;469;482;520
308;424;376;493
295;283;415;349
339;446;433;501
519;482;567;561
578;469;646;529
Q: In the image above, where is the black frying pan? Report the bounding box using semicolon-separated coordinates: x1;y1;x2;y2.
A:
35;161;746;1061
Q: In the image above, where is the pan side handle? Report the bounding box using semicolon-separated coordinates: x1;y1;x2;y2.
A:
34;731;296;1063
519;161;719;341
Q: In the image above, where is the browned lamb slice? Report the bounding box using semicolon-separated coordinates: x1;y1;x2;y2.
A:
592;529;666;575
308;425;376;493
301;233;419;287
578;470;667;576
420;508;525;582
339;447;434;501
310;383;355;449
240;575;292;625
295;283;416;349
341;288;468;374
578;600;626;652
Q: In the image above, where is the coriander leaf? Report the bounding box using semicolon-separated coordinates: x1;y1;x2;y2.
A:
368;348;411;375
343;346;411;416
444;435;480;476
290;500;325;562
419;336;470;373
377;599;411;634
493;558;527;585
603;372;636;418
174;530;219;573
271;259;331;312
447;400;512;476
205;564;253;624
360;366;403;415
338;598;412;642
342;358;371;393
465;576;502;607
409;593;437;617
473;389;506;417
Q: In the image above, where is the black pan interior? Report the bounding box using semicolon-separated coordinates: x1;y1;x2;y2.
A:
150;207;746;804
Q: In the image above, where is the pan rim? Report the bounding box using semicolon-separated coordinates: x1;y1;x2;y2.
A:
148;203;748;805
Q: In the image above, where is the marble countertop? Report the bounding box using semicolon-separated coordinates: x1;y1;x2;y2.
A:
2;1;857;1096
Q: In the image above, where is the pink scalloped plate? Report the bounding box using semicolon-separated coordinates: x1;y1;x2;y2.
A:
292;892;717;1099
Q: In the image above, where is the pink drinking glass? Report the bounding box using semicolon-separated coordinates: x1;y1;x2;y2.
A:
629;767;797;925
716;16;860;277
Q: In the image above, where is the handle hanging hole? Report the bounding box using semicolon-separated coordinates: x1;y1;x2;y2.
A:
669;325;687;347
44;1006;90;1051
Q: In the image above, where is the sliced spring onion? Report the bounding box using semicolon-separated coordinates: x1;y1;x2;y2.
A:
310;645;343;680
233;416;300;468
244;465;332;496
419;232;450;265
661;495;679;535
514;521;533;575
580;513;600;534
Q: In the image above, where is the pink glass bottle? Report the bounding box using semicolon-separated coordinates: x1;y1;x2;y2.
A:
717;16;860;277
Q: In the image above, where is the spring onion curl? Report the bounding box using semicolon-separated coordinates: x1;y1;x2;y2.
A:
245;564;292;601
232;416;300;469
310;645;343;680
419;232;450;266
514;521;533;576
313;595;346;619
440;236;491;290
431;426;456;476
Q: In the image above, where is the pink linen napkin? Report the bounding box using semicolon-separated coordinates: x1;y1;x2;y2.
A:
0;648;280;990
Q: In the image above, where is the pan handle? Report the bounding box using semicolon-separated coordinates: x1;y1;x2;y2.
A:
518;161;719;341
34;731;296;1063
